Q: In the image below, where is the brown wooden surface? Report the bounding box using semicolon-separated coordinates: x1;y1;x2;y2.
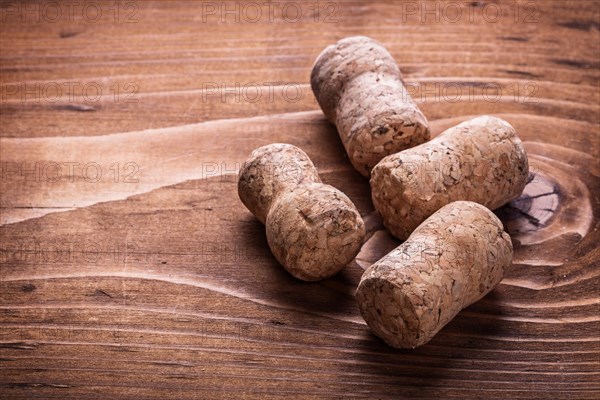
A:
1;1;599;398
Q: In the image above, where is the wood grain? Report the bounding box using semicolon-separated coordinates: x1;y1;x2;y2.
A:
1;1;599;398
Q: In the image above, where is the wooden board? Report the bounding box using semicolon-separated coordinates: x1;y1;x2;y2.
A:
1;1;599;398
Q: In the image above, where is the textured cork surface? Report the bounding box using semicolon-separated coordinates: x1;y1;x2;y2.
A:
311;36;430;176
267;182;365;281
238;144;321;224
238;143;365;280
356;201;512;348
371;115;529;240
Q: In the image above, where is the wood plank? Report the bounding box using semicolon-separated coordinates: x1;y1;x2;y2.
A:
1;1;599;398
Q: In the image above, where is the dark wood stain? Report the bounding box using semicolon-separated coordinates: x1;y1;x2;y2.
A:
558;20;600;31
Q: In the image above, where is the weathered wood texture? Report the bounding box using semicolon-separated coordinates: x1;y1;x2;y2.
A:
1;1;599;398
